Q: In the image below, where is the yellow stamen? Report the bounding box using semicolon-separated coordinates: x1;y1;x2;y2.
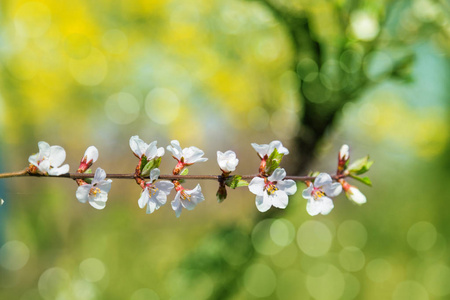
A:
180;191;191;201
312;189;325;200
267;184;278;195
89;187;101;196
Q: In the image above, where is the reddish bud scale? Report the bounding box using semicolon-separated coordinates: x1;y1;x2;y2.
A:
338;179;351;191
173;161;184;175
259;158;267;175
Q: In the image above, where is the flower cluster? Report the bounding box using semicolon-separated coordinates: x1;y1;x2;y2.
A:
25;139;372;217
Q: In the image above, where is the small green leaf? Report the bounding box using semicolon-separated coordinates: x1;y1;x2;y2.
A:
85;169;93;174
349;174;372;186
180;168;189;176
141;159;156;177
348;156;373;175
139;155;149;172
236;179;249;187
225;175;247;189
84;178;92;184
266;148;284;175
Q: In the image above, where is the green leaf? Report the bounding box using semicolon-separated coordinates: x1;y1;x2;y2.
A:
266;148;284;175
349;174;372;186
180;168;189;176
348;156;373;175
139;155;149;173
225;175;247;189
85;169;93;174
84;178;92;184
141;159;156;177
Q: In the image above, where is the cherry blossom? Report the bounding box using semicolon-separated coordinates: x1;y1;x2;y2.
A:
76;168;112;210
171;184;205;217
217;150;239;173
129;135;165;160
28;141;69;175
302;173;342;216
138;168;174;214
248;168;297;212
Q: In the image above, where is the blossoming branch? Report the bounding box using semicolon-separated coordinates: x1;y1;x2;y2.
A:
0;138;373;217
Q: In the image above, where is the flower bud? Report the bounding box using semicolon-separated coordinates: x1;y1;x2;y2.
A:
337;144;350;174
340;179;366;205
217;150;239;173
78;146;99;173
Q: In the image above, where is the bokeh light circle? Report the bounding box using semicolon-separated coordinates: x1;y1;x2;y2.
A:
337;220;367;249
407;221;437;251
243;263;277;298
105;92;140;125
365;258;392;283
423;263;450;297
69;47;108;86
392;281;429;300
252;219;284;255
0;240;30;271
338;247;366;272
297;220;333;257
145;88;180;124
269;218;295;247
79;258;106;282
38;267;71;300
306;264;345;300
14;2;52;38
102;29;128;54
130;288;160;300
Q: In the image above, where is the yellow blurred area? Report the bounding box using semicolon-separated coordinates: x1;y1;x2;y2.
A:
356;93;448;158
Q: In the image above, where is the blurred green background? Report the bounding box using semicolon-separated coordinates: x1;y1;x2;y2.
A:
0;0;449;299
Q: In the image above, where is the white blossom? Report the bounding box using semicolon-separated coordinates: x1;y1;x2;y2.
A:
76;168;112;210
248;168;297;212
302;173;342;216
339;144;349;161
171;184;205;217
129;135;165;159
251;140;289;159
166;140;207;165
346;186;367;204
82;146;99;164
217;150;239;173
28;141;69;175
138;168;174;214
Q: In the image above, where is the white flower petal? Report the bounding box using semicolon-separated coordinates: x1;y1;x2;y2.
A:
302;186;314;199
147;198;157;214
156;147;165;157
83;146;99;163
306;198;321;216
154;190;168;206
38;160;51;173
49;146;66;167
183;147;207;164
171;192;182;217
129;135;148;157
89;200;106;210
91;191;108;203
314;173;332;188
28;153;39;166
268;140;289;156
38;141;51;157
323;182;342;197
319;197;334;215
154;181;174;195
347;187;366;204
248;177;265;196
255;194;272;212
97;180;112;194
277;180;297;195
251;143;269;158
272;190;288;209
93;168;107;184
144;141;158;159
167;140;183;160
48;164;69;176
339;144;349;161
150;168;160;183
138;188;149;209
76;185;90;203
268;168;286;182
